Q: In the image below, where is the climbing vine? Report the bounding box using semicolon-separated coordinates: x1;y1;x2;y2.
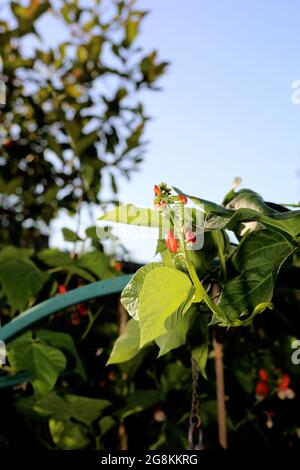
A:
101;180;300;376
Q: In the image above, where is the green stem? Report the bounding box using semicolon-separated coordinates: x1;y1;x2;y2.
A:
173;207;225;322
80;306;104;342
212;230;227;280
278;203;300;208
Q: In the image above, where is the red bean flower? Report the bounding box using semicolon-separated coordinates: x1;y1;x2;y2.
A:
57;284;67;294
178;194;188;204
259;368;268;382
277;373;295;400
255;381;269;400
185;229;197;246
154;185;162;197
77;303;88;317
165;230;179;253
71;312;81;326
112;261;123;272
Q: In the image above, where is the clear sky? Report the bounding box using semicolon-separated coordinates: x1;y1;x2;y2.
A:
125;0;300;204
113;0;300;262
6;1;300;262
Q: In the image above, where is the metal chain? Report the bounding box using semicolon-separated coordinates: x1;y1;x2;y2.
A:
188;357;205;450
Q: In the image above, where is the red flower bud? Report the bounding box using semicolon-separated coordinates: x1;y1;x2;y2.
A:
178;194;187;204
154;185;162;197
77;303;88;317
255;381;269;399
165;230;179;253
57;284;67;294
259;369;268;382
71;312;81;326
113;262;123;272
278;373;291;391
185;229;197;245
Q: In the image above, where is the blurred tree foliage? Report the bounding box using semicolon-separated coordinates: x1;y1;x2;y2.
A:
0;0;168;247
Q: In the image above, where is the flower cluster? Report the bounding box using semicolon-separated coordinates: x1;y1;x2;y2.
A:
57;283;88;326
255;368;295;401
153;183;198;253
153;183;187;210
165;228;198;254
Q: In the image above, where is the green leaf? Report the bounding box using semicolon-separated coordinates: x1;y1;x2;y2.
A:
85;226;98;239
37;250;96;282
219;229;297;325
32;392;111;426
36;330;86;380
63;395;110;426
22;343;66;398
49;419;89;450
77;130;100;156
7;333;67;398
37;249;73;267
138;267;194;347
99;204;170;232
98;416;116;436
174;187;300;241
62;228;82;242
192;341;209;380
77;45;88;63
78;251;113;279
155;309;193;357
107;319;141;365
225;188;276;214
59;265;96;283
0;246;34;261
125;19;139;46
121;263;163;319
11;0;50;23
173;186;232;218
0;259;49;313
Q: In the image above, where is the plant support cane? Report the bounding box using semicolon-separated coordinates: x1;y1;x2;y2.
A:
118;299;129;451
213;331;227;449
211;282;228;450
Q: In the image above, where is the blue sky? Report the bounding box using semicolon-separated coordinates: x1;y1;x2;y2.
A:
5;1;300;262
113;0;300;261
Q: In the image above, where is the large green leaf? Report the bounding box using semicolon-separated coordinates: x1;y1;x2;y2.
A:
138;267;195;347
7;332;67;398
174;186;300;240
173;186;232;218
219;229;298;325
107;319;141;365
121;263;163;319
0;259;49;313
37;330;86;380
207;207;300;240
28;392;110;426
224;188;276;214
99;204;170;231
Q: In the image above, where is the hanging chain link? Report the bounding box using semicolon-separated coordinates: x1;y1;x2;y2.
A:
188;357;205;450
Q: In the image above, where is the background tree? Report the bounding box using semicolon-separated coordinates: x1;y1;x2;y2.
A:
0;0;168;248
